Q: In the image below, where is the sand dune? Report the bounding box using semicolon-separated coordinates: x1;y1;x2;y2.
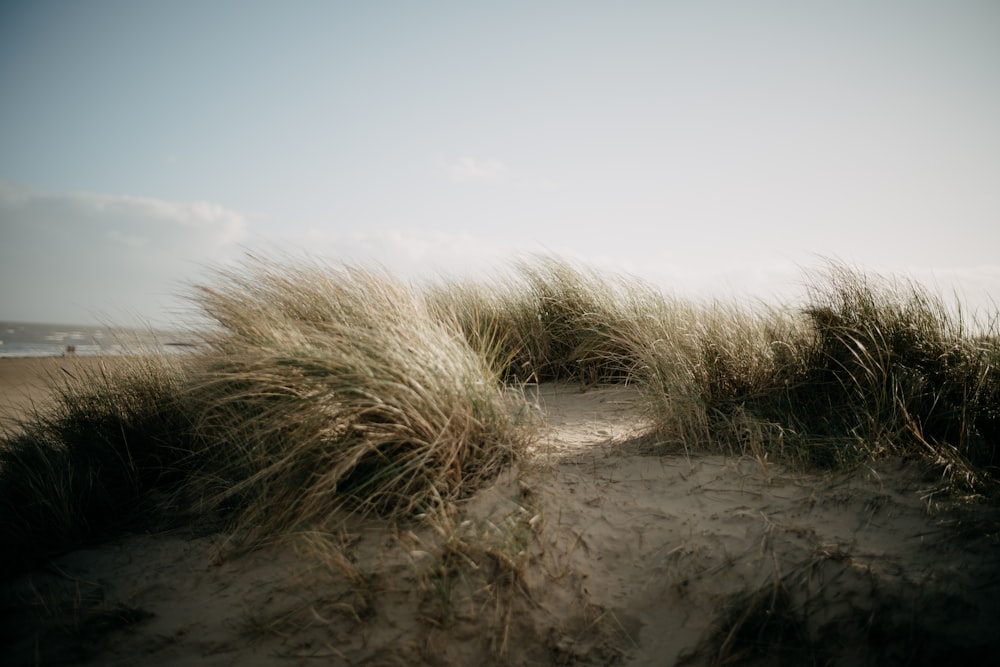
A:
2;363;999;665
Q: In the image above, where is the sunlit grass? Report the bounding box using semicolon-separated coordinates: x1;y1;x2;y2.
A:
186;258;527;542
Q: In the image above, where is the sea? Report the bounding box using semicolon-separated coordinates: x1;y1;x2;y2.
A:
0;321;196;358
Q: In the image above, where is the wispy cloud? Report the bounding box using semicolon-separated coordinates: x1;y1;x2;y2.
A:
0;182;247;247
0;180;248;324
446;157;510;184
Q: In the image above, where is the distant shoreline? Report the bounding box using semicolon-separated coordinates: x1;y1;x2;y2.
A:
0;320;197;359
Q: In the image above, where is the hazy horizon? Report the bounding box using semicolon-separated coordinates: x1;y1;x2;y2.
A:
2;2;998;326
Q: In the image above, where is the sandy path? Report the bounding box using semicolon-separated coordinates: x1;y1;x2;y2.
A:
527;382;650;457
529;385;1000;665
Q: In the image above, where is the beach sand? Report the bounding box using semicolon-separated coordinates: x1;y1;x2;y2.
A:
2;359;999;665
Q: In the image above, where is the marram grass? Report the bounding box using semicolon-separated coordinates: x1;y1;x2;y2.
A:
1;255;998;577
427;256;651;384
0;353;195;575
0;257;530;575
432;258;998;487
186;258;528;540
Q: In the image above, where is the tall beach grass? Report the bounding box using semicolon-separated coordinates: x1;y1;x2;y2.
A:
427;256;652;384
1;255;997;577
431;257;998;487
0;257;529;575
186;258;527;540
0;353;195;575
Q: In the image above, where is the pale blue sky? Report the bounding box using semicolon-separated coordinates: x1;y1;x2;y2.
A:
2;1;998;325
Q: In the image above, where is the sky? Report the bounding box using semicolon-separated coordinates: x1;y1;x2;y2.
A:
1;0;998;326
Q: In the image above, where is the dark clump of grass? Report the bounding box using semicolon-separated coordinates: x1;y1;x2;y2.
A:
791;266;999;477
730;265;1000;483
1;569;153;666
625;262;999;492
683;557;1000;667
0;355;195;578
681;579;812;667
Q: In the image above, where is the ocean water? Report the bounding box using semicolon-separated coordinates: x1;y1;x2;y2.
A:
0;321;191;358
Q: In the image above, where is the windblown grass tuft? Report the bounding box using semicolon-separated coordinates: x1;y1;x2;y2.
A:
615;295;807;461
428;256;648;384
621;262;999;490
792;266;1000;480
186;258;528;541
